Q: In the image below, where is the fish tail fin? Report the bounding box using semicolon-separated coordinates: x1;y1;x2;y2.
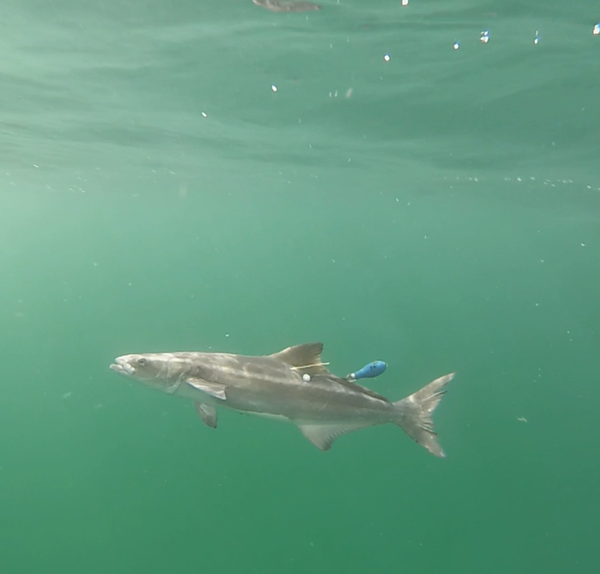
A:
393;373;455;458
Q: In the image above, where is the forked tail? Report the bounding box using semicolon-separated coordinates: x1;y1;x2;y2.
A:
393;373;455;457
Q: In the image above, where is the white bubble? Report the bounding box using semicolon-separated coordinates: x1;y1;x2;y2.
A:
271;84;278;92
453;41;460;50
401;0;408;5
594;24;600;35
302;374;311;382
383;53;391;62
480;29;490;43
533;31;541;45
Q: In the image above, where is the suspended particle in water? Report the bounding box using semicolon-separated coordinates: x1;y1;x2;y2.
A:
594;23;600;35
271;84;278;92
383;53;391;62
480;29;490;43
201;112;207;118
453;41;460;50
533;31;541;45
401;0;408;5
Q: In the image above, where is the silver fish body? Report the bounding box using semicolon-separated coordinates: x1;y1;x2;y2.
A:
110;342;454;456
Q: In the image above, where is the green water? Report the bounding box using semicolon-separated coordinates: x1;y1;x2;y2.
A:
1;0;599;572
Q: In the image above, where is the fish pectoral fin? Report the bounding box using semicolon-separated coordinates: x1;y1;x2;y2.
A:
295;422;367;451
194;402;218;428
186;378;227;400
268;343;330;375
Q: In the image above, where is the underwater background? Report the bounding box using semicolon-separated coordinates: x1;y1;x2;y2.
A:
1;1;599;572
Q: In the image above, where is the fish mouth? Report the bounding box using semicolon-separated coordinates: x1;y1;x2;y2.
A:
110;357;135;376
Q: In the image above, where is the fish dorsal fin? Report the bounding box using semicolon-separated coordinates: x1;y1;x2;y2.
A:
268;343;330;375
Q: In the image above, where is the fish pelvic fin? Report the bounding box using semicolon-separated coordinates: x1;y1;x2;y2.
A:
393;373;455;458
194;402;218;428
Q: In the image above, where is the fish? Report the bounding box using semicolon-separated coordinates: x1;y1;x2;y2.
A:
252;0;321;12
109;342;454;457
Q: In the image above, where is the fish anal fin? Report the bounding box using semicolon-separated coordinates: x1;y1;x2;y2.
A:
268;343;330;374
186;377;227;400
295;421;368;451
194;402;218;428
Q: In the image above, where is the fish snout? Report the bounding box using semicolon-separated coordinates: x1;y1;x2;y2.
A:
110;356;136;376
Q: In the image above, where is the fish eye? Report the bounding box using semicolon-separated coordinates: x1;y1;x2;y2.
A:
138;358;147;366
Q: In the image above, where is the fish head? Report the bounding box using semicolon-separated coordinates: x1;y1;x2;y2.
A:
110;353;181;393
